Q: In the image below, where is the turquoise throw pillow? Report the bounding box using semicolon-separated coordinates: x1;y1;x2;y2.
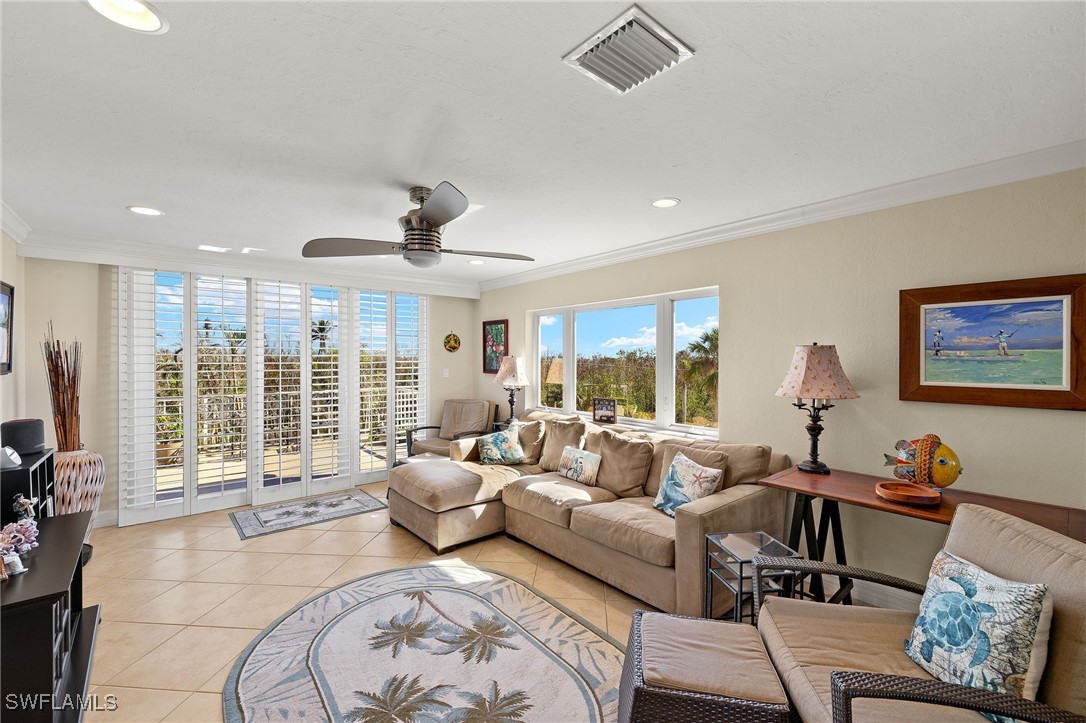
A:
476;428;525;465
652;452;723;517
556;446;601;485
905;550;1052;719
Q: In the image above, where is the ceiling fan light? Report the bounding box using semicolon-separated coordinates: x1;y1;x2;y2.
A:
85;0;169;34
404;249;442;268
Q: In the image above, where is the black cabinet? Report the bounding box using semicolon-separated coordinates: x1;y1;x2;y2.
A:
1;512;100;722
1;449;56;525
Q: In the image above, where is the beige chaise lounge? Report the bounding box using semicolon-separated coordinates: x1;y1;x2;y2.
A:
388;409;789;616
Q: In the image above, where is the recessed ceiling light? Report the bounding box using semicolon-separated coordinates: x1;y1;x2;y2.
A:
127;205;165;216
198;245;230;253
651;198;681;208
85;0;169;34
468;260;485;265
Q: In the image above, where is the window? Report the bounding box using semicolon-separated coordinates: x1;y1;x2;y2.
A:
535;289;718;431
575;304;656;420
538;314;563;408
119;268;427;523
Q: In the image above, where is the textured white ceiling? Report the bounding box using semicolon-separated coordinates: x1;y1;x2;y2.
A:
3;2;1083;286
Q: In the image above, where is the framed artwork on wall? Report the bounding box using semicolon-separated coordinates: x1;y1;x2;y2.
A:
0;282;12;375
899;274;1085;411
482;319;508;374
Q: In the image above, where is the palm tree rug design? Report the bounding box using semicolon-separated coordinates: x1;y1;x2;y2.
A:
225;564;625;722
229;489;387;539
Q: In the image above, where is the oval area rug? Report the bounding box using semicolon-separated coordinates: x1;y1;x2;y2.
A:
225;564;626;722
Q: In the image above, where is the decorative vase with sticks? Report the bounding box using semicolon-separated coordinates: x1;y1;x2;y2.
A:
43;323;105;558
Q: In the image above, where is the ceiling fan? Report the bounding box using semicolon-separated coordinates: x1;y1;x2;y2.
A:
302;182;534;268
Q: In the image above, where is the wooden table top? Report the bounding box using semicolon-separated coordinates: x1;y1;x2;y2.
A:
760;466;1085;542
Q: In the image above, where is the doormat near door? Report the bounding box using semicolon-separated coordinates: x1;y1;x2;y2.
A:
225;564;625;722
229;489;388;539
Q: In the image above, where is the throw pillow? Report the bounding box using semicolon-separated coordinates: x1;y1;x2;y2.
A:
511;420;546;465
476;428;526;465
539;420;585;471
905;550;1053;711
653;452;725;517
657;445;729;485
556;446;602;486
597;430;654;497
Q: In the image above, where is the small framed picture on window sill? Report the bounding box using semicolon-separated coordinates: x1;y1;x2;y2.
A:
592;398;616;424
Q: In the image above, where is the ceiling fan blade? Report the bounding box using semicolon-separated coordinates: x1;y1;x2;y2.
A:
302;238;402;258
441;249;535;262
418;181;469;227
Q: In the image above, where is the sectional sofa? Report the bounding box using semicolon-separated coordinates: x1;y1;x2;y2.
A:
387;409;790;616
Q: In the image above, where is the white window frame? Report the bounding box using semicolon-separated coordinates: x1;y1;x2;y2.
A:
531;287;718;436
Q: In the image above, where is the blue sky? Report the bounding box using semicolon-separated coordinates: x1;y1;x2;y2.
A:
540;296;718;357
924;298;1066;350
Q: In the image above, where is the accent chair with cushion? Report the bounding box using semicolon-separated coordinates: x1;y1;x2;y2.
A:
404;398;497;457
749;503;1085;722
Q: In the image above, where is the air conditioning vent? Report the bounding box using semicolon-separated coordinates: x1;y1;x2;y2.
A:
563;6;693;95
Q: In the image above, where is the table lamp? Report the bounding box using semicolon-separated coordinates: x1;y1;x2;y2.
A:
775;343;858;475
495;356;530;423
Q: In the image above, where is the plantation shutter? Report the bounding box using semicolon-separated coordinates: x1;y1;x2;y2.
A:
118;269;187;523
392;293;427;461
253;281;304;488
358;290;389;475
309;286;348;481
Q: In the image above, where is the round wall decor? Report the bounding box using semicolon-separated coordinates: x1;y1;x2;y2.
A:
443;333;461;352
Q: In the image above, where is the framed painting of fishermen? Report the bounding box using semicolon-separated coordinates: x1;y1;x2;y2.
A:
899;274;1086;411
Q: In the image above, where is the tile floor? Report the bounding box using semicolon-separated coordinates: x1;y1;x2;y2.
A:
81;481;657;722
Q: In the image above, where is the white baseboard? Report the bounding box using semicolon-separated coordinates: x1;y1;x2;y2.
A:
93;509;118;528
821;576;921;612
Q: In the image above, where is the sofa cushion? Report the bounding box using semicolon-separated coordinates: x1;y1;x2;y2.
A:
658;445;729;484
557;446;601;486
503;473;618;528
476;427;526;465
758;597;979;723
539;420;585;471
653;452;726;517
597;430;654;497
640;612;787;706
511;420;546;465
388;459;538;513
570;497;675;567
906;550;1052;702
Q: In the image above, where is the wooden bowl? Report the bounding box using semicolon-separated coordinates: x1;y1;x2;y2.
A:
875;481;942;506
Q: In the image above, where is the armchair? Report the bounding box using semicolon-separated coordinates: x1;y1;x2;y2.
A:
405;399;497;457
751;504;1086;722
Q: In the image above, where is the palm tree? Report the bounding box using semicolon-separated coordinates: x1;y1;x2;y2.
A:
685;327;719;397
435;612;518;663
312;318;334;352
369;610;439;658
447;682;533;723
347;674;453;723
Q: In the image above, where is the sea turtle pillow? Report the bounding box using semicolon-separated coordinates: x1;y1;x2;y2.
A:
905;550;1053;719
652;452;724;517
556;446;601;485
475;428;526;465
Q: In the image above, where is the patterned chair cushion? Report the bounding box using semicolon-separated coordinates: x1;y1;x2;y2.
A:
905;550;1053;714
476;428;526;465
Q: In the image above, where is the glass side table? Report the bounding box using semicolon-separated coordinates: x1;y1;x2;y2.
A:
704;530;800;622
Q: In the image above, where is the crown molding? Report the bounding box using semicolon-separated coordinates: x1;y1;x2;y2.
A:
19;231;481;299
1;202;31;243
479;140;1086;293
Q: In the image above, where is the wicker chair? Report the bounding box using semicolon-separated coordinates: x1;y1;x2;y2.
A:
751;504;1086;723
404;399;497;457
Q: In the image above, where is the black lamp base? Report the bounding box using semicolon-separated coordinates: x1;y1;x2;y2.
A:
797;459;831;475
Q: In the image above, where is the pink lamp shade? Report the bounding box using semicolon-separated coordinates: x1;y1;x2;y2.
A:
495;356;530;388
775;344;858;400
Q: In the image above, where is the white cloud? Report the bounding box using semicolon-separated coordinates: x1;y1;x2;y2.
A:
539;315;559;326
924;309;970;333
601;326;656;349
1007;308;1064;326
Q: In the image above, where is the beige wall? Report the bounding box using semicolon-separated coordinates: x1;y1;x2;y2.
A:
1;232;27;420
475;169;1086;584
428;296;479;426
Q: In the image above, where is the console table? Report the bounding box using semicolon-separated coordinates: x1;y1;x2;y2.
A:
1;512;100;722
759;466;1086;602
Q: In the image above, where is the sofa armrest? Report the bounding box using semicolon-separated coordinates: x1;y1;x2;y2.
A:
673;485;788;616
830;671;1086;723
449;437;480;463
